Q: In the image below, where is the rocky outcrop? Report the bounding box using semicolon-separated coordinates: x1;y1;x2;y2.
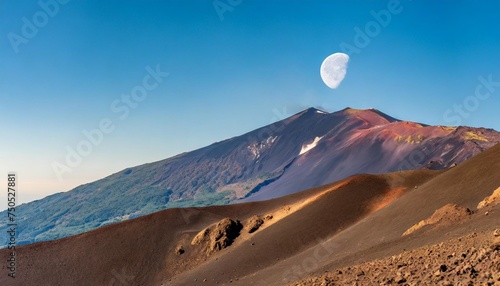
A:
245;215;265;233
403;204;471;236
477;186;500;209
191;218;242;254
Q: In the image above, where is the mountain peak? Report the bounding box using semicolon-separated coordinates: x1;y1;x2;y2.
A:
302;107;390;116
301;107;329;114
289;107;329;121
334;107;400;125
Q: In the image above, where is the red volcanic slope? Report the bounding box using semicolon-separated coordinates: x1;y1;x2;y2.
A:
246;108;499;201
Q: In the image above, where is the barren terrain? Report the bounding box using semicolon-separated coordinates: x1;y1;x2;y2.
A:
1;144;499;286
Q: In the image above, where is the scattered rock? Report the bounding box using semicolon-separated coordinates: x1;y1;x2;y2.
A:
494;229;500;237
292;230;500;286
175;245;184;255
263;214;273;220
246;215;264;233
395;275;406;284
491;237;500;251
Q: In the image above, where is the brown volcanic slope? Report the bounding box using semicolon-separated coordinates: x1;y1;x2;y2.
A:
0;169;440;285
1;144;499;286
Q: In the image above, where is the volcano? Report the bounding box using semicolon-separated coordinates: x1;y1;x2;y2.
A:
1;107;499;246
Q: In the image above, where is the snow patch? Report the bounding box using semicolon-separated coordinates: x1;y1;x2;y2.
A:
299;136;324;155
247;136;278;159
316;110;327;114
248;146;260;158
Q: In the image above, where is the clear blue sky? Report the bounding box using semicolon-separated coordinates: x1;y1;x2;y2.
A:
1;0;500;206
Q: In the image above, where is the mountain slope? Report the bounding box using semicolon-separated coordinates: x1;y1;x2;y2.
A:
1;107;499;245
0;168;443;286
174;143;500;285
1;143;498;286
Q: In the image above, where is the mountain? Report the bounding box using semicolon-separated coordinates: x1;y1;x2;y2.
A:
1;107;499;245
1;143;499;286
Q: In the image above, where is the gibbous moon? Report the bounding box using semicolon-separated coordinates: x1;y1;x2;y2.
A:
320;53;350;89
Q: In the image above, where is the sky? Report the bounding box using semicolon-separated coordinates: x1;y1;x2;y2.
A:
1;0;500;208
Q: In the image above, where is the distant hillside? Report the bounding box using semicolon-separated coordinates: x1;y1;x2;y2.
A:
1;107;499;245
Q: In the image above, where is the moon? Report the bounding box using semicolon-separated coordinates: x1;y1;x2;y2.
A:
320;53;350;89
